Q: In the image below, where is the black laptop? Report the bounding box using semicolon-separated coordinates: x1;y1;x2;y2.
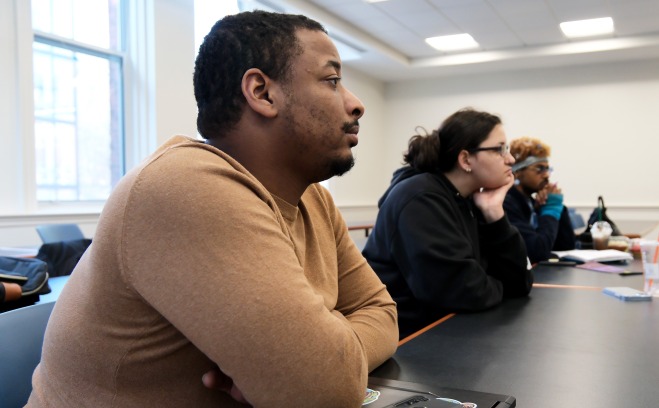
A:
365;377;516;408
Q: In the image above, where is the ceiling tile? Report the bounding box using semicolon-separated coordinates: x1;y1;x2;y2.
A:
515;27;566;46
439;2;505;26
615;17;659;36
488;0;555;21
469;24;525;49
545;0;611;22
374;0;436;14
388;10;459;38
428;0;485;8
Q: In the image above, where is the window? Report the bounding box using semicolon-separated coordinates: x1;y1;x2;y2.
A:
32;0;124;202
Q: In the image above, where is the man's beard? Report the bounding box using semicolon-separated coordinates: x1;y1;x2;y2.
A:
523;179;547;195
328;156;355;178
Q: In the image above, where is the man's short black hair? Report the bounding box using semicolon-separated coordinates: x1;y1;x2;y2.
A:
193;10;327;139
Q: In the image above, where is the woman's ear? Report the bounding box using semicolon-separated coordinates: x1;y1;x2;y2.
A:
457;150;472;173
241;68;278;118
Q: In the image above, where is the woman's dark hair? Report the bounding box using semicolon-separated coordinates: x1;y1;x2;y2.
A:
403;108;502;172
193;11;326;139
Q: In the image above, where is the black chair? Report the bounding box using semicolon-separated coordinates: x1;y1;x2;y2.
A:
568;208;586;230
0;301;55;407
35;224;84;244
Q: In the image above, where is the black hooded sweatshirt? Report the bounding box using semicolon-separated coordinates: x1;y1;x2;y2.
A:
362;167;533;338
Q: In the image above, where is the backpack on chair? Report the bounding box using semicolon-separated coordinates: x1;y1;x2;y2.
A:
577;196;622;249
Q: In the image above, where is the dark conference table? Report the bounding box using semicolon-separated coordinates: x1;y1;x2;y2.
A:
371;262;659;408
21;260;659;406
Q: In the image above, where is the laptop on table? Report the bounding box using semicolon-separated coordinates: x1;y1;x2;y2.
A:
365;377;516;408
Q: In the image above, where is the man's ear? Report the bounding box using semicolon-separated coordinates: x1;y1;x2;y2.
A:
241;68;278;118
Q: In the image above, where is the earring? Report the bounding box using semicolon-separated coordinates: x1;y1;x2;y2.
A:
465;168;472;173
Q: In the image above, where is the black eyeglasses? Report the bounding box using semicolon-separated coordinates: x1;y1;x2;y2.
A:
468;144;510;157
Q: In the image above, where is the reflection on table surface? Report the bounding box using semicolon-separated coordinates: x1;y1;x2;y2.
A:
532;259;644;288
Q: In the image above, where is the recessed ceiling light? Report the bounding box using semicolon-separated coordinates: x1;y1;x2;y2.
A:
560;17;614;38
425;34;479;52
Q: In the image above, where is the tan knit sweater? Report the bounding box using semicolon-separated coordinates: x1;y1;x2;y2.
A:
27;136;398;407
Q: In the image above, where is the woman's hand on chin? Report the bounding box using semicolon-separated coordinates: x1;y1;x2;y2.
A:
473;176;514;223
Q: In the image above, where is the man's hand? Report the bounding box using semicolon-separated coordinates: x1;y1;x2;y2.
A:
535;183;561;206
202;365;250;405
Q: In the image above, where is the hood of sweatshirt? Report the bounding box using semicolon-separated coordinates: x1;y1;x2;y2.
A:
377;166;421;208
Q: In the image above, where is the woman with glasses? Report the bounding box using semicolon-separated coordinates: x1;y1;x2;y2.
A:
362;108;533;339
503;137;576;264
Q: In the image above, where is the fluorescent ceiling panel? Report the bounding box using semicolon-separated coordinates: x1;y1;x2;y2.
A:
560;17;614;38
425;33;480;52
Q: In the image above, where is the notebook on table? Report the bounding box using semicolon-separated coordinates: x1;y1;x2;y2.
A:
551;249;632;264
365;377;516;408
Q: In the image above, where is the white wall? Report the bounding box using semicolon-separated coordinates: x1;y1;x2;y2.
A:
0;0;30;215
328;66;387;225
382;58;659;224
152;0;198;144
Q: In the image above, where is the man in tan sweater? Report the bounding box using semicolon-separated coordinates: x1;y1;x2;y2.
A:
27;10;398;408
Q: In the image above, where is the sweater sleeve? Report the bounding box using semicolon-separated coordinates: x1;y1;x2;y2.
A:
392;192;514;311
120;151;387;407
319;186;399;371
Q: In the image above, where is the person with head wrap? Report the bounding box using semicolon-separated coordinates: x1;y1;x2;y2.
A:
503;137;576;263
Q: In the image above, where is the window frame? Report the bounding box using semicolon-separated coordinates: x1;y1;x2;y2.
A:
32;30;126;204
4;0;157;216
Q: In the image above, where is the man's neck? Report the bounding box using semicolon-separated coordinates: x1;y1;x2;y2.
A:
205;137;307;206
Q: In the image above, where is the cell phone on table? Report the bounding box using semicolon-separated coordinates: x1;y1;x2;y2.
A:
602;287;652;301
